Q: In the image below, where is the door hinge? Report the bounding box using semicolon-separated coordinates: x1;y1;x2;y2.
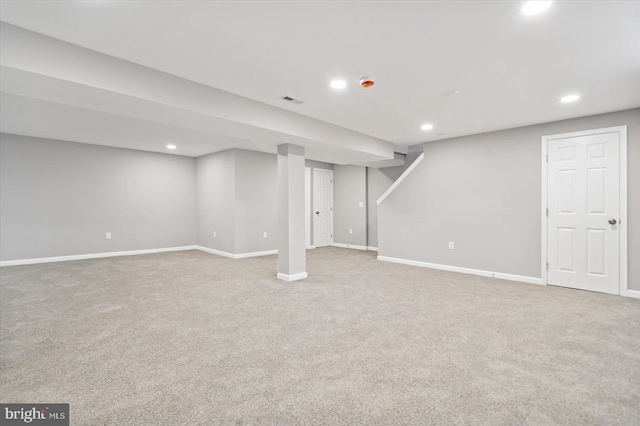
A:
331;206;333;211
546;262;549;270
546;208;548;217
546;154;548;162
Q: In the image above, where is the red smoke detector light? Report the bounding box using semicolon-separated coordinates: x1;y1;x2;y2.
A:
359;77;375;88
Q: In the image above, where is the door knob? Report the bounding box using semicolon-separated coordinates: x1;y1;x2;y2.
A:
608;218;617;225
315;211;320;215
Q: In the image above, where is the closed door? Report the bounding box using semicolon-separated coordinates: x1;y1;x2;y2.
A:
547;131;620;294
305;167;311;248
313;169;333;247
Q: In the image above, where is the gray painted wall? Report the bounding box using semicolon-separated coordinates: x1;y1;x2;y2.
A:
196;149;236;253
197;149;278;255
333;165;367;247
367;167;404;248
1;134;197;261
378;108;640;290
235;149;277;253
366;151;423;248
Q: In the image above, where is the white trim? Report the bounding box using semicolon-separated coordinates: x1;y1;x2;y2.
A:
277;272;308;281
623;289;640;300
196;246;277;259
541;126;629;297
195;246;235;258
377;256;543;285
331;243;367;251
305;167;311;249
0;246;197;267
367;246;379;252
306;245;316;249
377;152;424;205
235;250;278;259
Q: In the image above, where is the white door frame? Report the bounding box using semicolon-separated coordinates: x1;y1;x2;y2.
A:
313;168;334;247
541;125;631;297
305;167;313;249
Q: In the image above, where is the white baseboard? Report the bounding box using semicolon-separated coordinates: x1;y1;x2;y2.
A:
367;246;379;252
195;246;277;259
331;243;367;251
277;272;308;282
376;255;543;286
622;289;640;299
0;246;198;267
306;245;316;249
195;246;235;258
235;249;278;259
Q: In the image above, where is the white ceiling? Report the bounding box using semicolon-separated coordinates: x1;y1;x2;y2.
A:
1;0;639;157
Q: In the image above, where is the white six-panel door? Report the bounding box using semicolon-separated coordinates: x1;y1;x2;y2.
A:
546;131;620;294
313;169;333;247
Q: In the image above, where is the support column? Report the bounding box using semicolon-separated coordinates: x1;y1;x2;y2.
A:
277;144;307;281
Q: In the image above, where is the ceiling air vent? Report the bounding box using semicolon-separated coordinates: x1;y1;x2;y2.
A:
281;96;304;105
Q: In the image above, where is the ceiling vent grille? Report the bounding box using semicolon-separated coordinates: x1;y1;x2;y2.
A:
281;96;304;105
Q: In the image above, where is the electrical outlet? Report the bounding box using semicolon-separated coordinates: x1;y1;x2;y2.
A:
349;229;353;234
263;232;268;238
213;231;217;238
106;232;112;240
358;201;364;208
448;242;454;250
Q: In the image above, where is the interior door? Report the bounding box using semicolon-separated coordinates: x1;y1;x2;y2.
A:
547;131;620;294
313;169;333;247
305;167;311;248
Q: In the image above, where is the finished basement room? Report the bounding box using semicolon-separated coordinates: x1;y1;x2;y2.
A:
1;1;639;425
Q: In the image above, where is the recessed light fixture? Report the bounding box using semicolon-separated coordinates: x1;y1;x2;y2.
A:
560;94;580;103
421;124;434;131
167;144;177;150
330;80;347;89
522;1;552;16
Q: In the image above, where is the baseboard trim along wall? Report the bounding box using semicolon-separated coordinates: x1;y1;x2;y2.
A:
367;247;379;252
377;255;543;285
277;272;308;282
195;246;277;259
0;246;198;267
623;289;640;299
332;243;368;251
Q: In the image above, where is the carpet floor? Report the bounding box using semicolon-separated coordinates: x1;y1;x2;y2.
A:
1;247;639;425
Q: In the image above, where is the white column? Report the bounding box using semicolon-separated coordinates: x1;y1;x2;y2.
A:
277;144;307;281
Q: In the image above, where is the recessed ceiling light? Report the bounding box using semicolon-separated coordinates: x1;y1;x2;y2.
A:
167;144;177;150
560;94;580;103
330;80;347;89
522;1;552;16
421;124;434;131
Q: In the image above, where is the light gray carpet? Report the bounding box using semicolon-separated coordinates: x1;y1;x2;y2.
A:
1;247;639;425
